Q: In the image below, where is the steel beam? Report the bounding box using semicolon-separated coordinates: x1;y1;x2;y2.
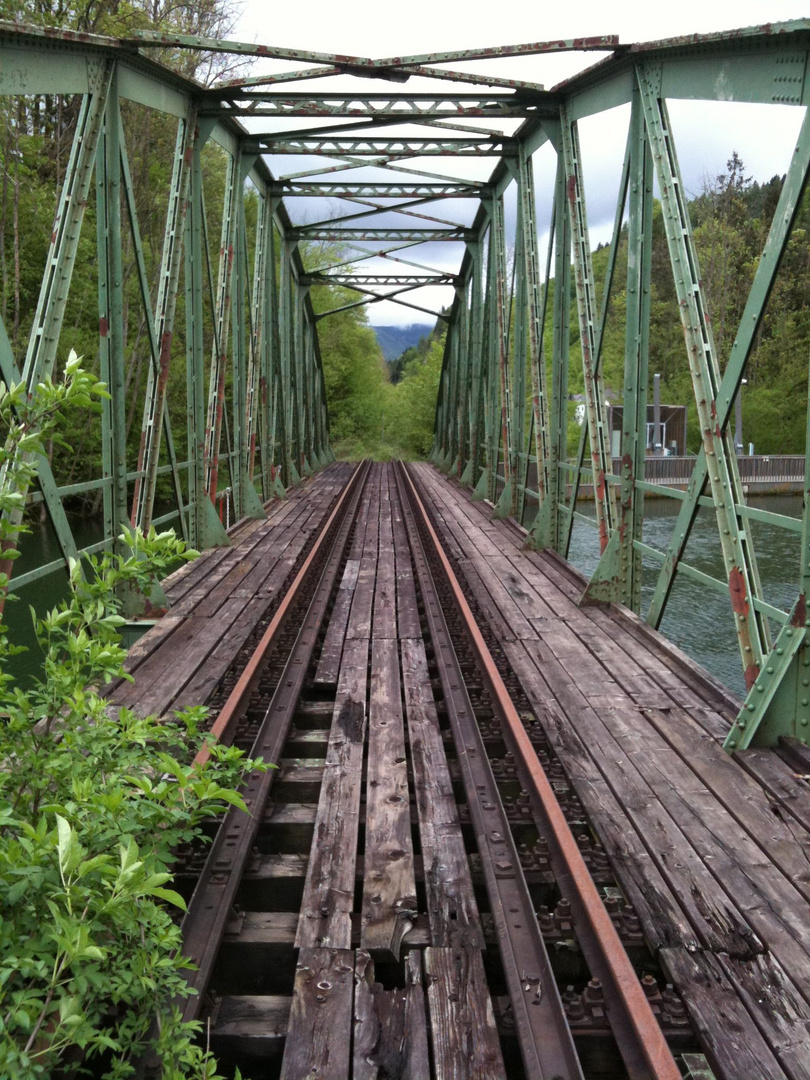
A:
639;65;770;689
560;106;615;553
130;110;194;536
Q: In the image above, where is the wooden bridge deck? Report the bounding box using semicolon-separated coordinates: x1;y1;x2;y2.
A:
111;462;810;1079
411;462;810;1079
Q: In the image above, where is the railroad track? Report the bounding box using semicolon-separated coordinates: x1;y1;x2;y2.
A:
151;460;702;1079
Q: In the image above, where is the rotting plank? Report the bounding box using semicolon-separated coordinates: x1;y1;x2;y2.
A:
401;636;484;949
500;636;700;953
361;636;417;959
279;947;354;1080
424;947;506;1080
314;469;376;685
353;950;431;1080
296;635;369;949
659;948;789;1080
735;746;810;835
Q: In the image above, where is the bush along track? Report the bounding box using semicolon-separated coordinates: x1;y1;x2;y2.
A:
0;357;256;1078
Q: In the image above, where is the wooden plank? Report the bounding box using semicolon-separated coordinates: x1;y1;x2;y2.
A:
279;948;354;1080
736;747;810;835
372;465;397;640
211;993;291;1049
642;707;810;902
353;950;431;1080
314;559;360;686
296;635;369;949
424;947;506;1080
659;948;789;1080
719;951;810;1079
401;637;484;949
361;636;417;959
500;638;700;954
347;468;381;640
392;474;421;640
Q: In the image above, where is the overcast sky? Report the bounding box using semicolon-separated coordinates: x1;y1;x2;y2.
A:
232;0;809;325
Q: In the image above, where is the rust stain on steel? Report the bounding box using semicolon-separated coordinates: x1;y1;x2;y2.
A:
793;592;807;627
192;463;362;769
744;662;760;691
158;331;173;378
729;566;750;616
401;464;682;1080
99;316;108;337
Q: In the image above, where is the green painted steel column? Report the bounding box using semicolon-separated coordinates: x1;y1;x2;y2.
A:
560;105;615;553
96;72;128;557
530;161;570;551
185;120;228;549
461;243;484;487
647;102;810;639
204;153;238;500
519;148;551;518
583;91;651;609
0;65;110;585
492;195;512;511
638;64;769;690
131;110;194;537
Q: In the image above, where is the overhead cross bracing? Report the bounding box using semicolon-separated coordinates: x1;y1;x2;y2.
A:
4;17;810;757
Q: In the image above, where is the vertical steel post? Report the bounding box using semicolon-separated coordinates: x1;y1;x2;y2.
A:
582;91;652;609
530;160;570;551
185;121;228;549
638;65;769;688
646;104;810;639
96;72;128;556
454;282;470;477
204;153;238;500
0;64;110;587
461;243;484;487
518;147;551;523
560;106;615;553
505;168;528;521
128;111;193;537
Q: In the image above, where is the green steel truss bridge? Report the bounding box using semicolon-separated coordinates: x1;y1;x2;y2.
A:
4;18;810;756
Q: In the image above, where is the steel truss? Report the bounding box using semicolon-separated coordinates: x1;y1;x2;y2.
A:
4;19;810;745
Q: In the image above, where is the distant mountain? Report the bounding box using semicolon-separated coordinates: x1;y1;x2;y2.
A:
372;323;433;362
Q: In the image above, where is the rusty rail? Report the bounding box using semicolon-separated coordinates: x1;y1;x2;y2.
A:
398;460;681;1080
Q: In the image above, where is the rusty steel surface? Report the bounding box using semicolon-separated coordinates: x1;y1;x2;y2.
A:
394;461;585;1080
399;462;682;1080
193;461;362;769
178;461;370;1021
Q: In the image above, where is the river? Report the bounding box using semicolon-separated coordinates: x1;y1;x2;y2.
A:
567;493;802;699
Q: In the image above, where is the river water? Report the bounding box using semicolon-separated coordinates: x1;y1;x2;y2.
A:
567;493;802;699
4;494;803;700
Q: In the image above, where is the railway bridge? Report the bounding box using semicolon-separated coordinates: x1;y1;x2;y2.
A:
4;19;810;1080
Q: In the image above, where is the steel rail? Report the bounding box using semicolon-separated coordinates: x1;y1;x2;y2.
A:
398;461;681;1080
193;461;363;768
394;460;584;1080
177;460;371;1022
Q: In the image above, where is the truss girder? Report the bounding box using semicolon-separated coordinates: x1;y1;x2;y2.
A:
5;21;810;749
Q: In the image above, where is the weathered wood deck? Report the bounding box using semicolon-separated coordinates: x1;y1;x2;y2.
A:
412;462;810;1080
111;461;810;1078
107;462;354;719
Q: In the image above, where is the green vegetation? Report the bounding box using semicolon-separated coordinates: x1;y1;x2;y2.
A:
583;155;807;454
0;365;255;1077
